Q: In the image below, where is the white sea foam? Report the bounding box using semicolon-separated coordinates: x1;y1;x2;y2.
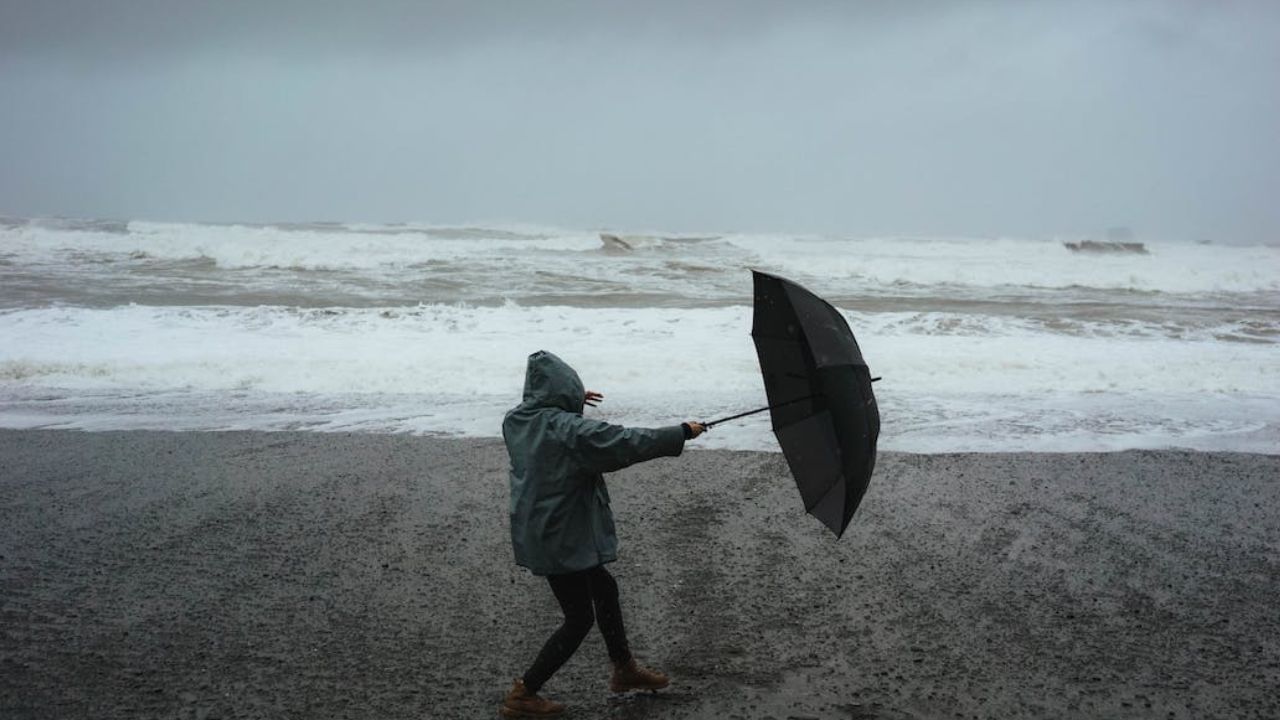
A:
0;221;601;271
1;303;1276;451
4;220;1277;296
3;303;1276;395
3;216;1278;452
732;234;1280;294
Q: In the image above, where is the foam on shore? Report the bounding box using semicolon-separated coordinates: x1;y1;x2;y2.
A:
1;303;1276;451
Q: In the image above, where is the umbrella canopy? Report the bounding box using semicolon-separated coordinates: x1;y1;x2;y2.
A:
750;270;880;537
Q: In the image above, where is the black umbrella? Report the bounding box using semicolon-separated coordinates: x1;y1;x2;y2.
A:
705;270;880;537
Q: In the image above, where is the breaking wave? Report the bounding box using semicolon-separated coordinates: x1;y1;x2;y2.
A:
1;219;1277;295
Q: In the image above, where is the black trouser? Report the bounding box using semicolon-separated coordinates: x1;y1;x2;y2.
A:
522;565;632;693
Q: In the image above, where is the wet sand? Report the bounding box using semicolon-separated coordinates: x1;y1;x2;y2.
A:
1;429;1277;719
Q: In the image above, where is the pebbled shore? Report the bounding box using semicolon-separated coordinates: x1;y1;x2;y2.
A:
1;430;1277;719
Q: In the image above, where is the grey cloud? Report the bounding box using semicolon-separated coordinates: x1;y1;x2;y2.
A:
0;1;892;63
1;1;1278;241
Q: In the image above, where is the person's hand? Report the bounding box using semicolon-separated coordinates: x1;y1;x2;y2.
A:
584;390;604;407
684;421;706;438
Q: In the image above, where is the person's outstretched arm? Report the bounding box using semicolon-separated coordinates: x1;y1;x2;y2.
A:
563;415;704;474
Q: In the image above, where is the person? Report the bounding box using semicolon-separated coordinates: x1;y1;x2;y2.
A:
499;350;705;718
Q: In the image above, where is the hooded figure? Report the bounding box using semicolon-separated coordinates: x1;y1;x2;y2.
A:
499;350;704;718
503;350;686;575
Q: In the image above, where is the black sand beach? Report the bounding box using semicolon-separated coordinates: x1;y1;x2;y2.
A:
1;430;1277;719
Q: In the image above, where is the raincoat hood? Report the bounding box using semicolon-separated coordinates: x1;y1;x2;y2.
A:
521;350;585;414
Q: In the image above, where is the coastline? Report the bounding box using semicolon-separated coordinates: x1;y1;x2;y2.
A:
2;429;1277;719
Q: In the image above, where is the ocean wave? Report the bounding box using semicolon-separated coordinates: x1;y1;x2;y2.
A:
1;304;1275;398
1;301;1277;452
3;219;1277;297
730;234;1280;295
0;220;601;271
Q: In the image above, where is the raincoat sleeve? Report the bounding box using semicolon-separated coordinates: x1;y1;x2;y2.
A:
562;416;686;474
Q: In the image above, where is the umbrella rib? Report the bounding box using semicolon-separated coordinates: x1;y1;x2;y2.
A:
804;474;844;515
803;474;844;525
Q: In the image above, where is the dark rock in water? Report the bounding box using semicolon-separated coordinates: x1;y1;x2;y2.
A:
599;233;633;251
661;235;720;243
600;233;718;251
1063;240;1148;255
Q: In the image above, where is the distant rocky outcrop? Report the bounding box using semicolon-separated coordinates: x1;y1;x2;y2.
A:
1063;240;1148;255
599;233;719;252
600;233;638;252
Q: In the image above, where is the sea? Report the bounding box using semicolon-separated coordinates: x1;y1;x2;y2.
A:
1;217;1277;453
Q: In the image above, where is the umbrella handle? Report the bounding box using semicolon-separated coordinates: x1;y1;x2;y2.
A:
702;394;816;429
701;377;880;429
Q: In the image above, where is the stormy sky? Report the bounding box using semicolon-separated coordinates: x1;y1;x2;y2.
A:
1;1;1277;241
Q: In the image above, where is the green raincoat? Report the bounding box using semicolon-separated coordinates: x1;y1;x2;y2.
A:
503;351;686;576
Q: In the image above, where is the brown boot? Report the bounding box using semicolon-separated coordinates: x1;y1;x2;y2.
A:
609;659;670;693
499;678;565;718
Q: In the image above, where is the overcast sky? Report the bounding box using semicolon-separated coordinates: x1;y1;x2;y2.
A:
1;1;1277;240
